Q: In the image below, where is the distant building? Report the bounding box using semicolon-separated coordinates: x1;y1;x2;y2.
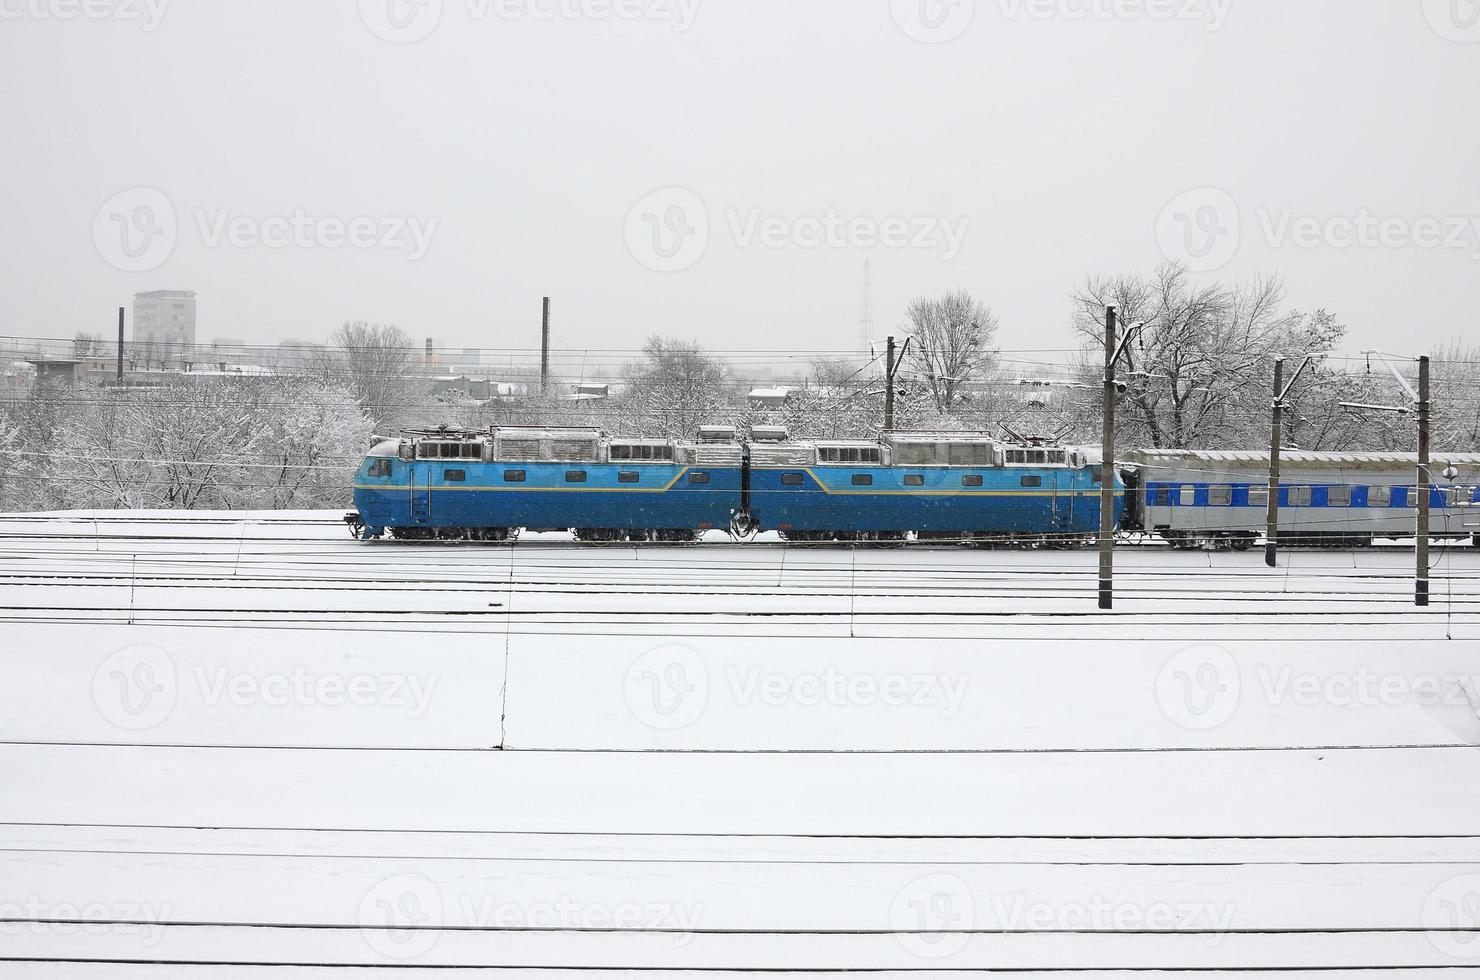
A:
132;290;197;351
748;386;791;408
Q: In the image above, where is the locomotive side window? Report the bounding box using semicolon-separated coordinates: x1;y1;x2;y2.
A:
504;470;527;483
903;475;925;487
1021;475;1043;488
1368;485;1391;507
566;471;588;484
444;469;467;483
1327;485;1352;507
1209;486;1232;506
1288;486;1312;506
852;474;873;486
368;459;393;478
962;475;984;488
689;472;711;485
781;473;805;486
618;471;640;484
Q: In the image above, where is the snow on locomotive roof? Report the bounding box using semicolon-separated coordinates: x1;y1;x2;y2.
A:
1124;449;1480;466
884;431;998;443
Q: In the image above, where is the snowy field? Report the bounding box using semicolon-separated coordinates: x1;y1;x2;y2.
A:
0;510;1477;976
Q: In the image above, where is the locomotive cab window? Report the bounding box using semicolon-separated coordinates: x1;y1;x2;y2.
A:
781;473;805;486
367;459;393;478
443;469;466;483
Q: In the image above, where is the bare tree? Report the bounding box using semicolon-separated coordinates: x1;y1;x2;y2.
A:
618;337;733;438
1071;264;1345;449
330;322;420;434
902;290;999;416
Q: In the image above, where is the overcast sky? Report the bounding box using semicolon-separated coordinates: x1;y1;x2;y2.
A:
3;0;1477;370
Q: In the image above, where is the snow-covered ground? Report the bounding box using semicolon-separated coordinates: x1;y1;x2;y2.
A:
0;510;1477;976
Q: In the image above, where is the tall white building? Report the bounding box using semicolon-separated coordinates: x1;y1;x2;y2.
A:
132;290;196;350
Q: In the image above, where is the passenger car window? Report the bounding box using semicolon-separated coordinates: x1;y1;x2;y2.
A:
1288;486;1312;507
444;469;466;483
504;470;527;483
1327;485;1352;507
1179;486;1196;506
1368;485;1390;507
1247;485;1269;507
1209;486;1232;506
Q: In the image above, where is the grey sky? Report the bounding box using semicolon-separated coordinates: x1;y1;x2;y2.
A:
3;0;1477;368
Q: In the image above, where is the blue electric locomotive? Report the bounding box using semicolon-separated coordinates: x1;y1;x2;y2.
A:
745;429;1121;543
351;426;744;541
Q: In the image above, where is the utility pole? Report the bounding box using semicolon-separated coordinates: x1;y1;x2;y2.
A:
541;296;551;395
1417;355;1431;607
1099;306;1118;611
1265;358;1283;568
116;306;124;384
884;335;896;430
1263;355;1312;568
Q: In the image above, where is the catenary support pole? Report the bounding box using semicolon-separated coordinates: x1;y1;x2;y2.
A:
1417;355;1431;607
116;306;124;384
884;335;896;431
1099;306;1117;610
1265;357;1284;568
